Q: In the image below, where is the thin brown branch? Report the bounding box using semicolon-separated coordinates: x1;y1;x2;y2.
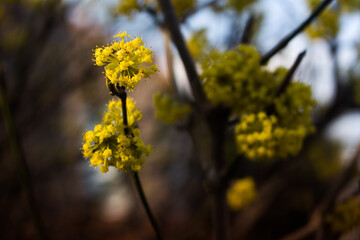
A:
157;0;208;110
260;0;334;65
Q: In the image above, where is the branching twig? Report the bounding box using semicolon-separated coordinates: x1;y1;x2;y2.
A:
260;0;334;65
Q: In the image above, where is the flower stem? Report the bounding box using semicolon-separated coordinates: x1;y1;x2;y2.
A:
115;85;163;240
133;172;164;240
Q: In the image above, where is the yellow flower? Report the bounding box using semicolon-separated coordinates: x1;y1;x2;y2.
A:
82;98;151;173
227;177;257;211
93;31;158;91
153;92;191;124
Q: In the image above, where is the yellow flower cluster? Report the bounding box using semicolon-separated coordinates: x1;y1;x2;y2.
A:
235;112;308;160
187;29;210;61
82;98;152;173
153;92;191;124
306;0;339;39
274;82;316;130
338;0;360;12
200;44;316;161
93;31;157;91
227;177;257;211
326;197;360;233
201;45;285;114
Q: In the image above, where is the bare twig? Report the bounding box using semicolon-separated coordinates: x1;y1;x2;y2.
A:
276;50;306;97
260;0;334;65
280;143;360;240
157;0;208;109
240;14;255;44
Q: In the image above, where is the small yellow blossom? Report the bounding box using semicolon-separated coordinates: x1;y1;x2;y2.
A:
227;177;257;211
93;31;158;91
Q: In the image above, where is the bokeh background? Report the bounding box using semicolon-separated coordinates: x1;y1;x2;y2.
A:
0;0;359;239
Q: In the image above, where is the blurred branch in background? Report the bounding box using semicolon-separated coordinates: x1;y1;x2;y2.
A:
0;64;45;239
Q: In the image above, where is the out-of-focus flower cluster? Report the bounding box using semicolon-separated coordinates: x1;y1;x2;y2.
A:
93;31;157;91
153;92;191;124
200;45;316;160
201;45;284;114
326;197;360;234
227;177;257;211
82;98;151;173
235;112;310;160
305;0;341;39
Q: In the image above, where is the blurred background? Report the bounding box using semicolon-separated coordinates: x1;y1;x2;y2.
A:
0;0;359;239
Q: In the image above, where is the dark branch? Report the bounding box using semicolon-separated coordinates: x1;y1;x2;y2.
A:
241;14;255;44
276;50;306;97
260;0;334;65
157;0;208;109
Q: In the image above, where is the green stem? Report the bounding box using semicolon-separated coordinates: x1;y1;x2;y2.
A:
133;172;164;240
0;65;45;239
115;86;163;240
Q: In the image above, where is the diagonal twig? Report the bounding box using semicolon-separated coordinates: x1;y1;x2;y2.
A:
275;50;306;97
260;0;334;65
280;143;360;240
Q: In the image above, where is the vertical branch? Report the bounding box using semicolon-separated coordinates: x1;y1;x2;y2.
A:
0;65;45;239
207;108;230;240
157;0;208;109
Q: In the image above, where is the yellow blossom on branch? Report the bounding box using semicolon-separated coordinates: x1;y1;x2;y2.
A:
82;98;151;173
93;31;158;91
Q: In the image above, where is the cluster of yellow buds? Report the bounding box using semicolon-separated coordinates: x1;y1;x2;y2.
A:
201;45;286;114
153;92;191;124
227;177;257;211
305;0;339;39
82;98;152;173
235;112;310;160
93;31;157;91
200;44;316;161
